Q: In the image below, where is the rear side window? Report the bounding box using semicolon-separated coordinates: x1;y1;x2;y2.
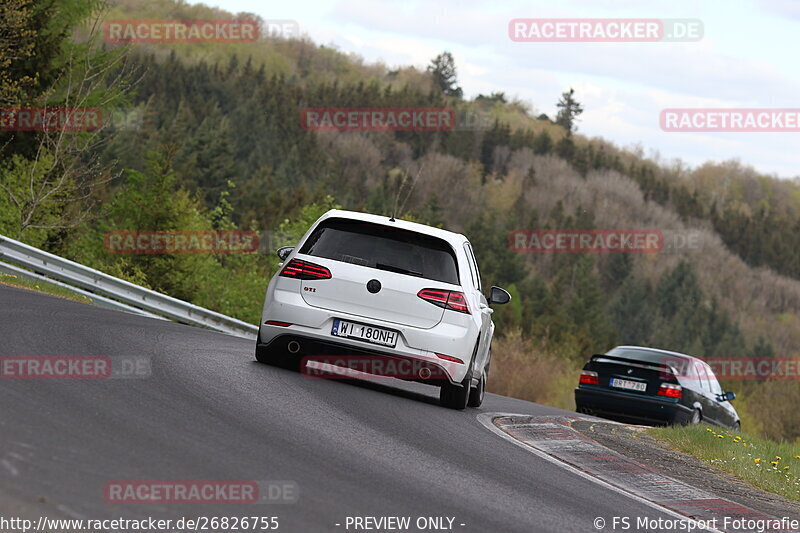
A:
705;365;723;394
300;218;460;285
695;363;711;391
463;242;481;290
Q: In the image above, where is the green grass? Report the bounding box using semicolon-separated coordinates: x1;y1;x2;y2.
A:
0;273;95;305
648;425;800;502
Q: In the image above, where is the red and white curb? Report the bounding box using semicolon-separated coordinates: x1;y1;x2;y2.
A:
478;413;799;533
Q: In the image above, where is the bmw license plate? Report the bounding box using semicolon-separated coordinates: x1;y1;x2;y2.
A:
331;319;398;348
610;378;647;392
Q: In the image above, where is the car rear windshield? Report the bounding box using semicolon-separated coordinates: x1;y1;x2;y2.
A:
299;218;460;285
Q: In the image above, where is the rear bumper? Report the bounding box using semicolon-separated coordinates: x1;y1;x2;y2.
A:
258;332;461;386
575;386;693;426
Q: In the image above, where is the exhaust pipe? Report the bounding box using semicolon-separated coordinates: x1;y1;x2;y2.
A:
287;341;301;354
418;367;432;380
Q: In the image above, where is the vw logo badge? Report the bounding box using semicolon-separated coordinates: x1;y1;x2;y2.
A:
367;279;382;294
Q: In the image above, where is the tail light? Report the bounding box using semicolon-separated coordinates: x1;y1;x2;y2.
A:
280;259;331;280
417;289;470;314
435;353;464;364
658;383;682;399
579;370;599;385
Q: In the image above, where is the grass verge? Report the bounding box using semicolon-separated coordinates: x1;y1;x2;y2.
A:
648;425;800;502
0;273;95;305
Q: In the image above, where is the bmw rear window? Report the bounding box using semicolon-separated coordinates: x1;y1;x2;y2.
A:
299;218;460;285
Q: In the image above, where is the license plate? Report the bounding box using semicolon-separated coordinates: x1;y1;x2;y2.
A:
610;378;647;392
331;319;398;348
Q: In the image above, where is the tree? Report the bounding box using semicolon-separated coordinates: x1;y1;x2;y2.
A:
555;88;583;135
0;0;132;243
427;51;463;98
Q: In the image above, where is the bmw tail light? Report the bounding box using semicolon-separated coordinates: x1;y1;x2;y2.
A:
579;370;599;385
657;383;682;399
418;289;471;314
280;259;331;280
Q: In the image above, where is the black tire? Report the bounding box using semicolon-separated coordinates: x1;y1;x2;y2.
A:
467;369;486;408
733;421;741;432
255;344;300;372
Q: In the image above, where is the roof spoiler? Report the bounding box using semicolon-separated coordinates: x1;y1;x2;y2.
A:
589;354;683;375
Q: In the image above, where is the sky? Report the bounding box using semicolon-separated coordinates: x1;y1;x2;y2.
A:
190;0;800;179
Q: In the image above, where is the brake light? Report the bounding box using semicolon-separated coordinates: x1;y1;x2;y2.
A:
435;353;464;364
579;370;599;385
658;383;682;399
280;259;331;280
417;289;471;314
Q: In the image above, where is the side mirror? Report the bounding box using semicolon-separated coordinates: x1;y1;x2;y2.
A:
276;246;294;261
489;286;511;305
723;391;736;402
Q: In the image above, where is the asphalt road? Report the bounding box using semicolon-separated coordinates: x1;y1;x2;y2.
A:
0;285;681;532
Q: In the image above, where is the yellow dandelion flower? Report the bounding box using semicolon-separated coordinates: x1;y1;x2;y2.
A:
795;456;800;459
771;461;779;466
754;459;761;463
784;466;790;470
776;456;782;460
35;285;40;289
717;435;724;439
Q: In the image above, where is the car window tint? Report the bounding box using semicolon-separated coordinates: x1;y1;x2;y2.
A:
695;363;711;391
705;364;723;394
300;218;460;285
463;243;480;290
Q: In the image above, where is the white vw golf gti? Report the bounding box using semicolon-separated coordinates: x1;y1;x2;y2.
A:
256;210;510;409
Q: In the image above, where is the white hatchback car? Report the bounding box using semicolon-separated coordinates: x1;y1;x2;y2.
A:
255;209;510;409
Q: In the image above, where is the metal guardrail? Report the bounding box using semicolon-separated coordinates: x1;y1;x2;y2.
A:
0;234;259;339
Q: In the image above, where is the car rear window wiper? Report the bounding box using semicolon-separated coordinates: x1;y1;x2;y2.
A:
375;263;423;277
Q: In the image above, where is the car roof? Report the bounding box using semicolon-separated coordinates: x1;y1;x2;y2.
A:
610;345;702;363
317;209;468;247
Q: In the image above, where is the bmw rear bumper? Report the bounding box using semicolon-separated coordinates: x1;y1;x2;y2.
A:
574;386;694;426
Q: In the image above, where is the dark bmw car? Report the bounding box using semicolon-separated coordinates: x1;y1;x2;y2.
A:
575;346;740;430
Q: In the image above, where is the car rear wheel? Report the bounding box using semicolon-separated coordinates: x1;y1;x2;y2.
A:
467;368;486;408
